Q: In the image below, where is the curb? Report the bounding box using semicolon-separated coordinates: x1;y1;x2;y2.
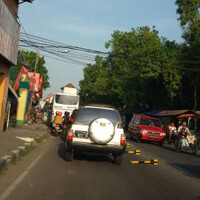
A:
0;135;43;172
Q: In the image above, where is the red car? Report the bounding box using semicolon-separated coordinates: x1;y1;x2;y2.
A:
128;114;166;145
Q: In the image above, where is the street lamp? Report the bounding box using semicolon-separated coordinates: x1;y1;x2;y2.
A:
62;49;70;53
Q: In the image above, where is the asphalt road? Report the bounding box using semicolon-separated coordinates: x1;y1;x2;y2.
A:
0;135;200;200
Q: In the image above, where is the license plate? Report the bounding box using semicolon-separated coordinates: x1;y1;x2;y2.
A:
100;122;106;127
150;136;157;139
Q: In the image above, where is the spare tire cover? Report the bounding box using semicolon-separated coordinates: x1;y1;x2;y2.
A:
89;118;115;144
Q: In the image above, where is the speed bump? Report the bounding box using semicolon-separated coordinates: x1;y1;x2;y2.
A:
130;159;158;165
126;143;131;148
126;150;140;155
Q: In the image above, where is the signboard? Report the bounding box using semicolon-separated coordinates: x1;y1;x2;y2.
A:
0;0;20;65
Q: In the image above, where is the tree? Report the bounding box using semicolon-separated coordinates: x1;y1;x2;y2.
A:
176;0;200;109
14;50;50;90
80;26;182;109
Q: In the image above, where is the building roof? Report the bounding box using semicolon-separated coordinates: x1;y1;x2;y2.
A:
61;83;76;90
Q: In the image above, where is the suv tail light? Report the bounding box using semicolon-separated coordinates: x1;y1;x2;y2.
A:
120;134;126;146
67;129;73;141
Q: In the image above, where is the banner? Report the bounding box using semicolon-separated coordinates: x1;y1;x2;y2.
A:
14;66;29;91
38;75;43;91
28;72;40;92
32;91;43;101
14;67;43;92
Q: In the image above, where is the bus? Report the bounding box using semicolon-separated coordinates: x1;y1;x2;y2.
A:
51;93;79;122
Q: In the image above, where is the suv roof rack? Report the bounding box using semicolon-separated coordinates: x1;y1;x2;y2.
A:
82;104;116;110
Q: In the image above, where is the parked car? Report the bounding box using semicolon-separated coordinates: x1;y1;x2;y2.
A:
128;114;166;145
65;104;126;164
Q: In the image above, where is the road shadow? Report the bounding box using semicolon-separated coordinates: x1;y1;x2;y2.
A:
57;142;114;164
168;162;200;179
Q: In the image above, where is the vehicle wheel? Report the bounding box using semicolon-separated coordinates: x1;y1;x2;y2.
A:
65;150;73;161
159;142;164;146
136;134;141;143
193;150;197;155
114;154;123;165
175;140;180;152
129;135;134;140
193;141;198;156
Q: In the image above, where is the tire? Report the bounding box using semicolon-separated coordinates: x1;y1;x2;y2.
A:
193;150;197;155
136;133;141;142
193;141;198;156
114;154;123;165
175;139;180;152
159;142;164;146
65;150;73;161
89;118;115;144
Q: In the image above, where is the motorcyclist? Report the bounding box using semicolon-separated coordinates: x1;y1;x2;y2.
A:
63;111;69;124
52;111;62;128
168;123;177;144
178;122;191;148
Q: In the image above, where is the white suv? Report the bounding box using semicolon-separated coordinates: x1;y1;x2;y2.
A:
65;104;126;164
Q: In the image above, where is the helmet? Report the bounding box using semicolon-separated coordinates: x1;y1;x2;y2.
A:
56;111;58;115
182;122;187;126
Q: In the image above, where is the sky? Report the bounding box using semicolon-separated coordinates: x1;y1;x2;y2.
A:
18;0;183;98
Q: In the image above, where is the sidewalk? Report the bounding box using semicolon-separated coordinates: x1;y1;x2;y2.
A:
0;121;49;170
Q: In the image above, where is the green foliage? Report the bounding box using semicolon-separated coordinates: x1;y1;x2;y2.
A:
176;0;200;109
80;26;182;109
14;50;50;90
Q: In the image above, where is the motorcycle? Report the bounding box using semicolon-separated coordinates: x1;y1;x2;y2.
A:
168;130;178;144
51;124;63;136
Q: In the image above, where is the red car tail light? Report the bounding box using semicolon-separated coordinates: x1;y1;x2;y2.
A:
120;134;126;146
67;129;73;141
56;124;59;127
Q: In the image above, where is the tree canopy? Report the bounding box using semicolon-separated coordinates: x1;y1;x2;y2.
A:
176;0;200;110
79;26;182;109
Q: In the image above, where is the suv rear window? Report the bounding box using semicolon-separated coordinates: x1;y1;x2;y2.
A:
74;108;121;126
140;118;161;127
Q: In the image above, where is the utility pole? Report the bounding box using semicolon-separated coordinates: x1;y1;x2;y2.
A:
28;50;39;123
34;50;39;91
